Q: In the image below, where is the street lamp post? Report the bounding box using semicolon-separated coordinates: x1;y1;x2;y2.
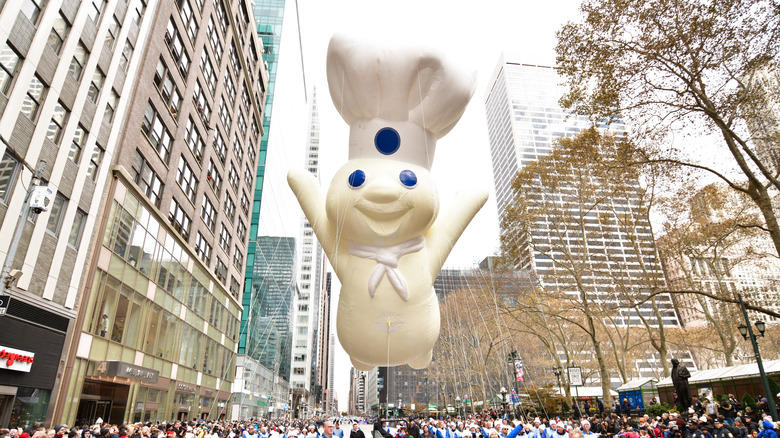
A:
398;393;402;418
737;294;778;421
456;396;461;418
500;387;508;418
552;367;564;414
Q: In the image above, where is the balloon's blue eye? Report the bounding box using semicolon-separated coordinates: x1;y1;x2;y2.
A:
374;127;400;155
399;170;417;188
348;169;365;188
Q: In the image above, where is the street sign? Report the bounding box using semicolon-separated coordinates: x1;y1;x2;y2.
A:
0;295;10;316
464;394;469;399
428;404;437;409
568;366;583;386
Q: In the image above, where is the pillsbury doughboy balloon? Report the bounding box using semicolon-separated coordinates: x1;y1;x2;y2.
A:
287;33;487;370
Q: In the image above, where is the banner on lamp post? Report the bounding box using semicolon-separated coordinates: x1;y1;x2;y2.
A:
514;359;524;382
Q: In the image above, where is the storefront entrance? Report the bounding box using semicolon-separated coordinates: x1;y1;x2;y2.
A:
76;380;129;425
0;394;12;426
76;399;112;425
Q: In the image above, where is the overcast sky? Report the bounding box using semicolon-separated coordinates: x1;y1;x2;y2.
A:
257;0;585;412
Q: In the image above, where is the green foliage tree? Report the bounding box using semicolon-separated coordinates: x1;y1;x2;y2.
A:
555;0;780;260
646;402;673;418
769;378;780;402
743;393;758;409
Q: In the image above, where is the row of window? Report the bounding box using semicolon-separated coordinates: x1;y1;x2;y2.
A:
0;152;87;248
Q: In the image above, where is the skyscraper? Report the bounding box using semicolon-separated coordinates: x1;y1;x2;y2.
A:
484;58;678;328
289;86;326;414
245;0;286;322
46;0;269;425
0;0;154;425
232;0;289;419
234;235;296;419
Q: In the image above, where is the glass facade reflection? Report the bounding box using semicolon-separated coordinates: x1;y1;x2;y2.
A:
60;181;241;425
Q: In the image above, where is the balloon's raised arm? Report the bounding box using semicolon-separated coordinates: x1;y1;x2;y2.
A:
427;189;488;275
287;168;337;256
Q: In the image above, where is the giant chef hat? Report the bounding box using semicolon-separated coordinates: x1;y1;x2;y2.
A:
326;33;476;169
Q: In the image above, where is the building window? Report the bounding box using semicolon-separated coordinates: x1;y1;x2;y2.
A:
46;192;68;237
47;14;70;54
248;141;257;166
215;257;227;283
68;124;88;164
0;152;20;204
200;196;216;231
193;80;211;126
0;42;21;94
237;218;246;243
240;190;249;215
141;102;173;163
251;116;259;141
232;245;243;269
86;144;104;180
176;156;198;203
165;19;190;76
21;0;46;24
233;134;244;166
67;209;87;248
218;223;231;252
21;75;46;121
154;58;182;118
130;0;147;23
229;43;241;78
46;101;69;144
106;16;121;49
213;131;226;164
224;194;235;223
184;117;205;163
168;199;191;241
241;86;251;112
207;17;223;62
200;51;216;95
214;0;228;35
237;111;246;137
195;232;212;265
88;0;107;23
131;150;164;207
207;159;222;194
69;42;89;80
229;275;239;297
103;90;119;124
243;163;253;188
118;40;134;72
228;162;238;192
224;73;235;105
218;99;232;132
87;69;105;103
179;0;199;42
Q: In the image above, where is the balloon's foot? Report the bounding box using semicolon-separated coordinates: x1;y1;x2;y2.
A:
351;357;374;371
408;349;433;369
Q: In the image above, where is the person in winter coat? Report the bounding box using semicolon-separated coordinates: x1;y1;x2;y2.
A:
756;422;777;438
712;421;733;438
349;424;365;438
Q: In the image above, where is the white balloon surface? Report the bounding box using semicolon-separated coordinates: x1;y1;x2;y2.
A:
287;33;487;370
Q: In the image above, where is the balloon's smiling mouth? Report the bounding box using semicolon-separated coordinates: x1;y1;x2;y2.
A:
355;202;412;235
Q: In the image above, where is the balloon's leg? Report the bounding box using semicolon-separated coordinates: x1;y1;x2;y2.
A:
408;349;433;369
351;356;374;371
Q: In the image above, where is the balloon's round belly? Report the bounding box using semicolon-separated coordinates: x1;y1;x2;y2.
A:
336;280;440;367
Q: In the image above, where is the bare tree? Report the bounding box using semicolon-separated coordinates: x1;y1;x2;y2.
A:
556;0;780;258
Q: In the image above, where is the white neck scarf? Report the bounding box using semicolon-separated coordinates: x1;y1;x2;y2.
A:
346;236;426;301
